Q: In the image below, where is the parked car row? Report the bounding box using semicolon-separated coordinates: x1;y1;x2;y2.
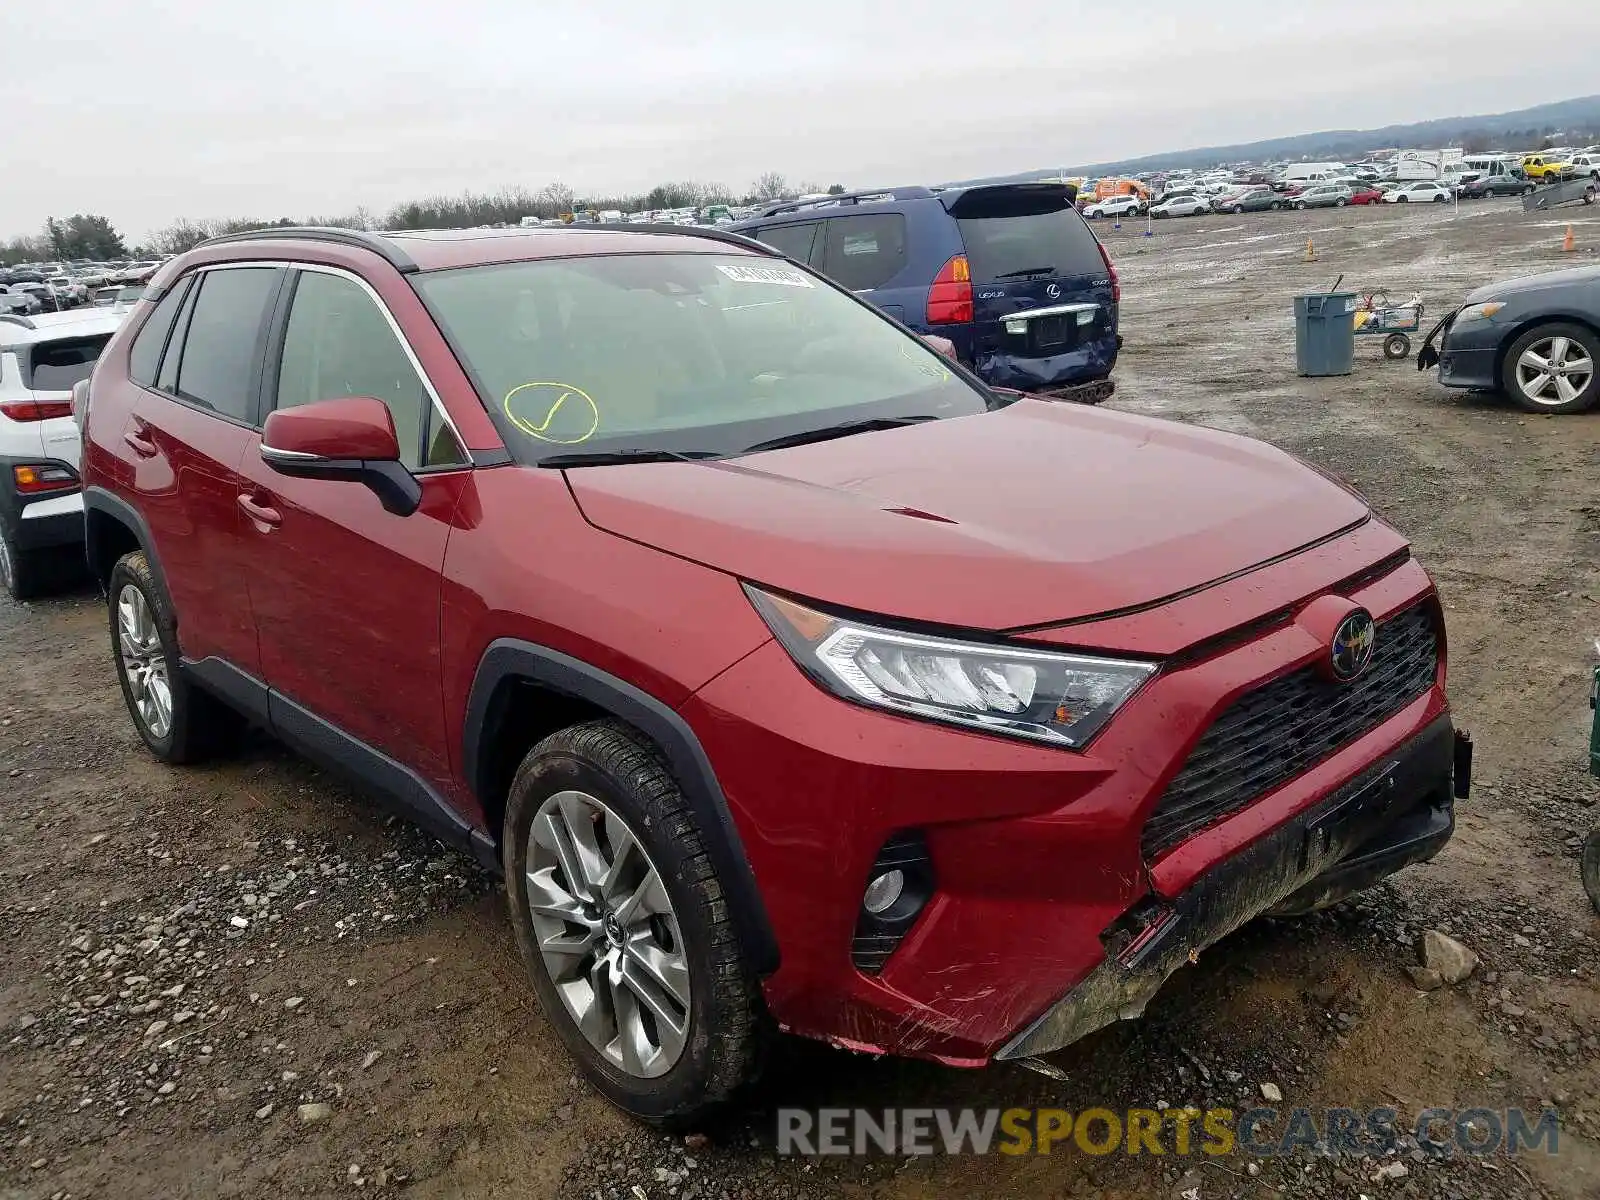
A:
0;259;165;314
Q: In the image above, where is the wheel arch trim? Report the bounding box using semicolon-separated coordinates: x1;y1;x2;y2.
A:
464;638;780;975
84;486;172;609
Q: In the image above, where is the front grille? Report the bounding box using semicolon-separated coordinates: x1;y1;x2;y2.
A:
1141;603;1439;860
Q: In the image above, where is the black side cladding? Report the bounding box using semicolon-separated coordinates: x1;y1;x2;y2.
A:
1142;603;1440;860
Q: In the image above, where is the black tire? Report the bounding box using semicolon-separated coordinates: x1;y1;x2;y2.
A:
108;551;241;763
1524;184;1537;196
1383;333;1411;360
1583;829;1600;916
503;720;765;1126
1500;322;1600;414
1336;197;1347;207
0;520;42;603
1434;194;1448;204
1231;204;1243;214
1295;201;1307;210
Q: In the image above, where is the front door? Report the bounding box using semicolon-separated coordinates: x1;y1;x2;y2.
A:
235;266;470;795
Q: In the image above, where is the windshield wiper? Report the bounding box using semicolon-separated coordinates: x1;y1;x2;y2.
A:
536;449;721;468
741;415;939;455
995;266;1056;279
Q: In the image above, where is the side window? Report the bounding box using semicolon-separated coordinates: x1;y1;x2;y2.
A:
753;222;822;265
128;278;190;387
155;279;199;395
172;268;281;421
274;270;458;470
822;215;908;292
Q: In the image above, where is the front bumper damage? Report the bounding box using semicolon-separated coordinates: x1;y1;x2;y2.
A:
996;715;1467;1061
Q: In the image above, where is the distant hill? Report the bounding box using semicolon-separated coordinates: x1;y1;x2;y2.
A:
948;94;1600;185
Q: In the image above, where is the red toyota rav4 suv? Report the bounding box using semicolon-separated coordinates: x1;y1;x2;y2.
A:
79;226;1469;1123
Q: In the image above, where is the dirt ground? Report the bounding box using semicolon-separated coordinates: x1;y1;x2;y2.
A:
4;197;1600;1200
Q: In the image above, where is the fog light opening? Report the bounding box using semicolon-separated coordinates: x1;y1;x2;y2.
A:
862;869;905;915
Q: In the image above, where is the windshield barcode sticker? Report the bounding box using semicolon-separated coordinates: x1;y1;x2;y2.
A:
715;263;815;288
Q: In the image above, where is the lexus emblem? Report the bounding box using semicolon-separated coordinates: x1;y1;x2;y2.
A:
1045;282;1061;299
1330;610;1377;682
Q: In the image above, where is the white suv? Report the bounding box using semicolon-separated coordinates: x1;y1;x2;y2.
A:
0;309;125;599
1083;193;1145;219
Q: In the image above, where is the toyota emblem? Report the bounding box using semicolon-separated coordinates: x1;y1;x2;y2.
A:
1330;610;1377;682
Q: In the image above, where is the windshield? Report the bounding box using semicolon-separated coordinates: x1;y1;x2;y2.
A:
414;252;992;462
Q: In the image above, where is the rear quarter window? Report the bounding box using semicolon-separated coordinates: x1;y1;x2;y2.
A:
128;279;191;387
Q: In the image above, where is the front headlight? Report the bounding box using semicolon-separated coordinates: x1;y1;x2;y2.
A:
745;586;1157;749
1458;301;1505;322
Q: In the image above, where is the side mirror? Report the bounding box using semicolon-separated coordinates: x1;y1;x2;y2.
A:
921;334;958;359
260;396;421;517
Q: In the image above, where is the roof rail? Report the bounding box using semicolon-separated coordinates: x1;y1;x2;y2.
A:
567;223;782;256
0;313;36;330
751;186;935;219
194;227;420;274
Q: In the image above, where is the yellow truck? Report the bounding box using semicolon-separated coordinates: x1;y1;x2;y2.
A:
1521;153;1573;181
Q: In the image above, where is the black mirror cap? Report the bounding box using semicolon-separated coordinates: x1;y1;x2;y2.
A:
261;452;421;518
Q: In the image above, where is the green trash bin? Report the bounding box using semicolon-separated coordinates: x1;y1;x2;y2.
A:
1293;292;1358;377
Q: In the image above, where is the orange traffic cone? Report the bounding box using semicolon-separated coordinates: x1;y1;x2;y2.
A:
1304;238;1317;262
1564;225;1576;252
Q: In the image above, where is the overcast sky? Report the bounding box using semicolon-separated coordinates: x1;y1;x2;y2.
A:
4;1;1598;241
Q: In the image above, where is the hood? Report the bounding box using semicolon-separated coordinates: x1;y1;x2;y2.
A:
566;401;1370;632
1467;264;1600;304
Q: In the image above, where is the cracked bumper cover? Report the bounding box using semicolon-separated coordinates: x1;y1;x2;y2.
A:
995;715;1463;1061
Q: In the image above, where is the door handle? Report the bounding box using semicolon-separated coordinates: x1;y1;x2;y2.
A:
237;493;282;529
123;428;158;457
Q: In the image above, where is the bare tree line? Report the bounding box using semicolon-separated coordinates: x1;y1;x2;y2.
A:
2;173;837;264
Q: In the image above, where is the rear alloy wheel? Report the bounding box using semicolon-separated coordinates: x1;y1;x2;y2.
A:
108;551;241;762
504;720;764;1125
1502;323;1600;414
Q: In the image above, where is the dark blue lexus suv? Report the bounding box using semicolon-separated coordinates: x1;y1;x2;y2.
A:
733;182;1120;401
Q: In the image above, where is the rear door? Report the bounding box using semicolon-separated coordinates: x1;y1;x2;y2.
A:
946;184;1118;392
126;265;283;672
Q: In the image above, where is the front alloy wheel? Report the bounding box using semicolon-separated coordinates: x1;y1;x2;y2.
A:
526;789;690;1078
117;584;173;740
1505;324;1600;413
504;720;764;1125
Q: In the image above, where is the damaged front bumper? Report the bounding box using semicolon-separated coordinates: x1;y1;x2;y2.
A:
995;715;1466;1062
